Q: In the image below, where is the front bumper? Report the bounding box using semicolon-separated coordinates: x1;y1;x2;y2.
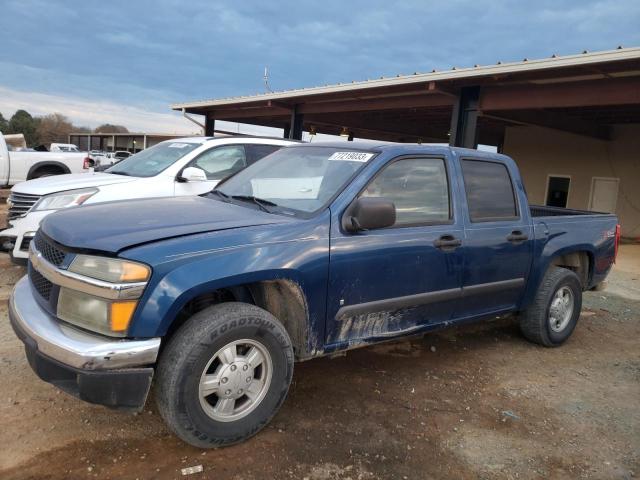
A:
1;210;49;263
9;276;161;410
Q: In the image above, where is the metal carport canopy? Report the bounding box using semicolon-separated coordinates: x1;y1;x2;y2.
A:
171;47;640;147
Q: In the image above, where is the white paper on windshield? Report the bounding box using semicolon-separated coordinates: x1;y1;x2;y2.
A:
251;177;323;199
168;143;190;148
328;151;374;162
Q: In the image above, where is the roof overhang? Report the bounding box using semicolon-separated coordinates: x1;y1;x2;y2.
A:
171;47;640;143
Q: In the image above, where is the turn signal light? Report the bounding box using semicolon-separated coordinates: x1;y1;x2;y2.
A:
110;301;138;332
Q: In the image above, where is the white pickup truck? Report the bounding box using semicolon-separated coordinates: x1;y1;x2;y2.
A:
0;133;91;186
1;136;295;263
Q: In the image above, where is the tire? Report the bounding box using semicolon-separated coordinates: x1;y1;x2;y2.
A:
30;168;62;179
156;302;294;448
519;266;582;347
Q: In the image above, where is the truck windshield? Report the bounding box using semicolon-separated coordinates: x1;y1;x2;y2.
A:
216;146;375;215
107;141;200;177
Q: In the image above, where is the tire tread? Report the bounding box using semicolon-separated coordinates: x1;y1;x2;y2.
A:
519;266;581;347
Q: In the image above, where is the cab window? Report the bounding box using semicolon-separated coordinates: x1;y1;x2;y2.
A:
461;159;518;222
361;157;451;226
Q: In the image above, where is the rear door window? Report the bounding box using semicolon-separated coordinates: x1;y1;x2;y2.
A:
246;144;282;164
461;159;518;222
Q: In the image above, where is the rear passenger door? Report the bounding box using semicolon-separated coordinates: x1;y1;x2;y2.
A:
455;158;533;318
326;155;464;346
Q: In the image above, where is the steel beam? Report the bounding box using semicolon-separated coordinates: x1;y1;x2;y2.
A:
288;105;304;140
298;93;452;114
449;86;480;148
204;115;215;136
210;93;453;120
480;77;640;111
481;110;611;141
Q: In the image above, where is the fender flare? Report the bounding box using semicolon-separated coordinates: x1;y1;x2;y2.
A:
27;161;71;179
521;244;595;310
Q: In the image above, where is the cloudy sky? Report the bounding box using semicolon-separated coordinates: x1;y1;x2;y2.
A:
1;0;639;133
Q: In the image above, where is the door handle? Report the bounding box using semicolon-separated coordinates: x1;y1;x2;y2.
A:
507;230;529;243
433;234;462;250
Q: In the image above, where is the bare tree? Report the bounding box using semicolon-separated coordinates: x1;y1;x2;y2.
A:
94;124;129;133
36;113;74;146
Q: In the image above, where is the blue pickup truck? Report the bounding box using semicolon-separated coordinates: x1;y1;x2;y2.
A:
10;142;619;447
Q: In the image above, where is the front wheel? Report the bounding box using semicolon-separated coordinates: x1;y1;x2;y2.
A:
156;302;294;448
518;266;583;347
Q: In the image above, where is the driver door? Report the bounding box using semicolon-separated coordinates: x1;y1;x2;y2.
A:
326;156;464;346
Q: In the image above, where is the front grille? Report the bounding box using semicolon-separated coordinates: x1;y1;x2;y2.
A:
34;232;66;267
8;192;41;220
30;268;53;300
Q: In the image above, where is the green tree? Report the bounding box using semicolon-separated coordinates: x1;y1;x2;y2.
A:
0;112;8;133
8;110;39;146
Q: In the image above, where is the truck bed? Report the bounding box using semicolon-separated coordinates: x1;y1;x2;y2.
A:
530;205;610;218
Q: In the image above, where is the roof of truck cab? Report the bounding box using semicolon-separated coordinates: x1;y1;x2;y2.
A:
157;136;299;145
299;141;507;157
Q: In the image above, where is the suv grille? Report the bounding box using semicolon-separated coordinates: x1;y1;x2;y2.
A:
30;268;53;300
34;232;66;267
8;192;41;220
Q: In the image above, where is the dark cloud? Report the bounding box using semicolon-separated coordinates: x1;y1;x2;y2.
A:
1;0;639;110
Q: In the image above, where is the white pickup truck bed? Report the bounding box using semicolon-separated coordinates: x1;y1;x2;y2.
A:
0;132;90;187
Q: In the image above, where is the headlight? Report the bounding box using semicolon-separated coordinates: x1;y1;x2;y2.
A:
68;255;151;283
57;288;138;337
57;255;151;336
32;188;98;211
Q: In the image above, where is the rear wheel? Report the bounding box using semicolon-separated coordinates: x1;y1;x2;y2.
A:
156;302;294;448
29;168;63;179
519;266;582;347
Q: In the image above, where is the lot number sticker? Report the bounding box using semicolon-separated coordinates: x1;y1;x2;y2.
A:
168;143;190;148
328;152;374;162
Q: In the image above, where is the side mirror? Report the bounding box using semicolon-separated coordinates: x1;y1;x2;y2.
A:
342;197;396;232
180;166;208;182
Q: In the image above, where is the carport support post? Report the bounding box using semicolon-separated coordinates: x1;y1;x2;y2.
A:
449;86;481;149
288;105;304;140
205;116;215;137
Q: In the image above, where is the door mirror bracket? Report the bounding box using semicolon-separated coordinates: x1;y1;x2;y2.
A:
342;197;396;232
178;166;208;183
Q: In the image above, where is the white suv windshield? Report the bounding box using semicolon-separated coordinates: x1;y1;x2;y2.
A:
216;146;375;215
107;141;200;177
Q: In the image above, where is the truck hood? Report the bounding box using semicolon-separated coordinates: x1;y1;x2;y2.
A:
40;196;292;253
12;172;137;195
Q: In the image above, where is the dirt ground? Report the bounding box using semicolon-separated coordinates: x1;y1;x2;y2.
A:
0;198;638;480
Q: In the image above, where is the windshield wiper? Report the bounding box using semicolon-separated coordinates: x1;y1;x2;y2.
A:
209;190;230;202
108;171;130;176
231;195;277;213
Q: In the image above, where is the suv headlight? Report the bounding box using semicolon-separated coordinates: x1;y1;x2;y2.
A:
56;255;151;337
33;188;98;211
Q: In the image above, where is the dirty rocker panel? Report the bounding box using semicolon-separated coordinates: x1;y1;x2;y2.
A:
335;278;525;320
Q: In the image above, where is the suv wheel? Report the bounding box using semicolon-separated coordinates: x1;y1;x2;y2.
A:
156;302;294;448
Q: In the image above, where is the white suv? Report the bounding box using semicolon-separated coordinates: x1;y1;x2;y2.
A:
1;136;295;263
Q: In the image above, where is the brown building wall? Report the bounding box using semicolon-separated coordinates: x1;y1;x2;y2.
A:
503;125;640;239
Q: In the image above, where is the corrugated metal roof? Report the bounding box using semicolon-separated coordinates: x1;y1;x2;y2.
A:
171;47;640;110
